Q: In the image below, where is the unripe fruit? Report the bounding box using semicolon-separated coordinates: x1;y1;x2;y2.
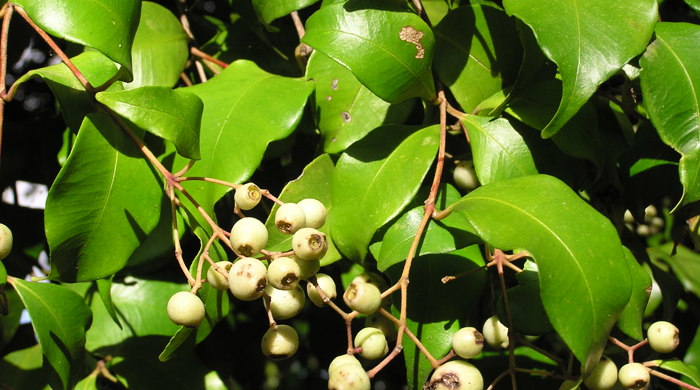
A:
426;360;483;390
343;281;382;315
482;315;509;349
265;284;306;320
365;314;397;341
453;161;479;192
307;273;337;307
167;291;205;327
292;227;328;261
261;324;299;360
328;361;370;390
618;363;650;390
234;183;261;210
0;223;12;260
328;354;362;375
647;320;679;353
267;256;301;290
451;327;484;359
228;257;268;301
584;356;618;390
230;217;268;257
292;255;320;280
354;327;388;360
275;203;307;234
298;198;327;228
206;261;232;290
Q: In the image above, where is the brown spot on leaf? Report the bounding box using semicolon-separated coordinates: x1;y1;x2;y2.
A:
331;78;339;90
341;112;351;122
399;26;425;59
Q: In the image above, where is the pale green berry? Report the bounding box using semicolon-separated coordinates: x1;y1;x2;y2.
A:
354;327;388;360
0;223;12;260
275;203;307;234
230;217;268;257
307;273;337;307
426;360;483;390
267;256;301;290
228;257;267;301
328;361;370;390
234;183;261;210
584;356;618;390
482;315;509;349
298;198;327;228
328;354;362;375
292;227;328;261
206;261;232;290
453;161;479;191
365;314;397;341
618;363;650;390
343;281;382;315
647;321;679;353
265;284;305;320
167;291;205;327
292;255;320;280
261;324;299;360
451;327;484;359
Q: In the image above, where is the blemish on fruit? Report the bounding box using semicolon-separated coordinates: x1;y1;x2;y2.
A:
399;26;425;59
341;112;352;122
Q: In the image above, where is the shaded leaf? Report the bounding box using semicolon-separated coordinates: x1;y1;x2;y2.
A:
648;243;700;297
616;248;651;340
0;345;49;390
649;359;700;387
96;277;121;329
498;261;553;335
252;0;320;25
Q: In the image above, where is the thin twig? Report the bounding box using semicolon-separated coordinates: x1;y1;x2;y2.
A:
0;3;11;167
191;47;228;69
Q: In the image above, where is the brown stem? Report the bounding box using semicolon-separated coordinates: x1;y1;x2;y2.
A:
290;11;305;39
493;250;518;389
169;186;196;287
0;4;12;167
644;363;700;390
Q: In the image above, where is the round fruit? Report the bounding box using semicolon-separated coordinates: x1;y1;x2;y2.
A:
167;291;205;327
228;257;268;301
451;327;484;359
261;324;299;360
292;228;328;261
292;255;320;280
343;281;382;315
0;223;13;260
230;217;268;257
297;198;327;228
206;261;232;290
584;356;618;390
307;273;337;307
275;203;307;234
426;360;483;390
453;161;479;192
647;320;679;353
234;183;261;210
365;314;397;341
328;354;362;375
265;284;306;320
267;256;301;290
482;315;509;349
328;361;370;390
354;327;388;360
618;363;650;390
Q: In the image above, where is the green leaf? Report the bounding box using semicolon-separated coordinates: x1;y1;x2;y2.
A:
0;287;23;350
0;345;50;390
263;154;341;266
252;0;320;25
45;113;163;282
640;22;700;208
306;50;414;154
649;359;700;386
462;115;539;185
177;60;314;214
616;248;651;340
96;277;121;329
648;243;700;297
433;4;523;113
330;125;440;261
13;0;140;80
302;1;435;102
376;184;479;271
9;279;92;390
503;0;657;137
448;174;631;369
125;1;188;89
0;261;5;285
96;86;203;160
73;372;98;390
498;260;553;336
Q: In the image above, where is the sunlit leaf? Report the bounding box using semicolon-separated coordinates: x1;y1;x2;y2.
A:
252;0;320;25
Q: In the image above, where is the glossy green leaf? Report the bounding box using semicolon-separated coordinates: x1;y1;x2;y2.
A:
264;154;341;266
306;50;414;153
252;0;320;24
498;260;553;336
376;184;479;271
0;261;5;285
648;243;700;297
10;278;92;390
303;1;436;102
178;60;314;214
96;86;203;160
640;22;700;208
45;113;162;282
330;125;440;261
13;0;140;79
503;0;657;137
74;372;98;390
649;359;700;386
96;277;121;329
0;345;49;390
685;326;700;384
448;174;631;369
386;246;485;389
462;115;539;185
616;248;651;340
0;287;23;351
125;2;189;89
434;4;522;113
